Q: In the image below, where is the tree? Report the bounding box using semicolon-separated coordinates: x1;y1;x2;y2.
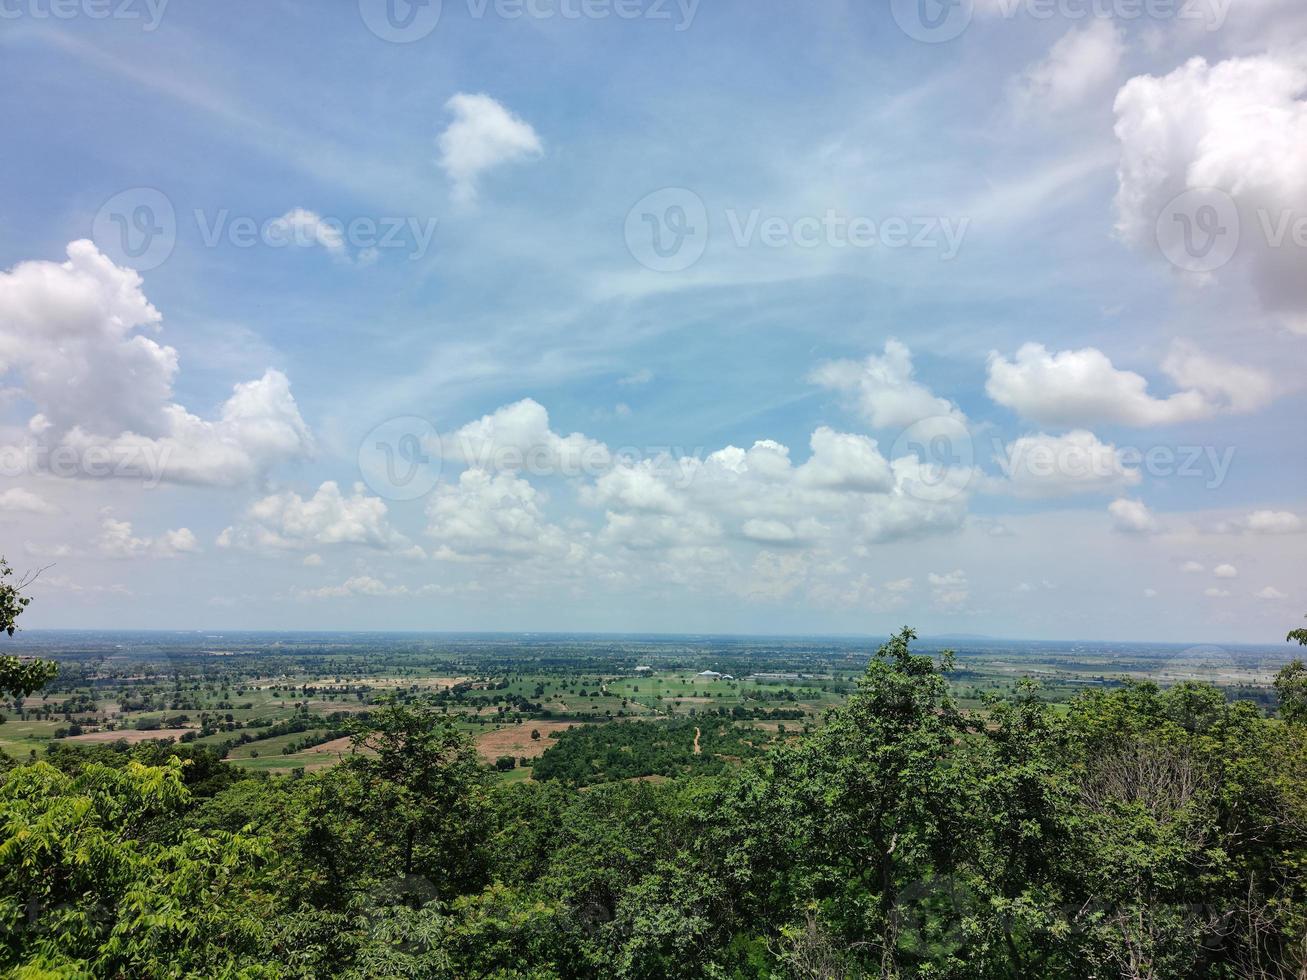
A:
292;697;490;912
0;557;56;708
1289;613;1307;647
0;757;277;976
1277;616;1307;725
765;627;974;975
1275;659;1307;725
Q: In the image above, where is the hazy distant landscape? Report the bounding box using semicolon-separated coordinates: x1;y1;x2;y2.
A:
3;629;1295;776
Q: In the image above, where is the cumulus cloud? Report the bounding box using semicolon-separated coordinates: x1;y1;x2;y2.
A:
1255;585;1287;599
0;241;313;486
296;575;412;599
439;398;610;477
1213;562;1238;578
929;569;969;607
985;342;1270;427
998;430;1141;497
219;481;419;556
1114;54;1307;328
0;488;57;515
266;208;347;258
1012;20;1124;113
1109;497;1160;534
794;427;895;493
1160;342;1274;414
810;339;967;432
1240;510;1303;534
437;93;543;204
294;577;472;600
96;515;199;559
426;469;578;562
584;428;971;557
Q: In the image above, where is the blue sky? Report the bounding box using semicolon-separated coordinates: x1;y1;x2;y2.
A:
0;0;1304;641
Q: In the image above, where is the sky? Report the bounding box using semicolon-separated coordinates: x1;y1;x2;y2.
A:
0;0;1304;642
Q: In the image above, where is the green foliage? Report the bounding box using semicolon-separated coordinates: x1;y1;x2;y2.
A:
0;757;277;977
1289;613;1307;647
533;718;766;786
1276;659;1307;725
0;557;57;706
0;556;34;637
2;627;1305;977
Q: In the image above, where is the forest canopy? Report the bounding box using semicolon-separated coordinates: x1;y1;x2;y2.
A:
2;612;1306;977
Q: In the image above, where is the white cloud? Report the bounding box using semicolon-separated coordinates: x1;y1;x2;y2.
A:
998;430;1140;497
986;342;1269;427
1255;585;1287;600
618;368;653;386
0;488;57;515
808;573;880;610
1181;560;1205;573
302;553;324;567
219;481;419;555
0;241;313;486
810;339;967;431
266;208;347;258
440;398;610;476
1213;563;1238;578
96;515;199;559
437;93;543;204
794;427;895;493
1205;587;1232;598
1109;497;1159;534
1013;20;1124;113
426;468;578;562
1114;54;1307;328
1242;510;1303;534
1160;342;1274;414
928;568;969;607
1143;588;1158;598
297;575;406;599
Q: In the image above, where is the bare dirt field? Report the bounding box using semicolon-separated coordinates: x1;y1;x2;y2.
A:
475;721;579;762
298;735;356;756
67;728;191;744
